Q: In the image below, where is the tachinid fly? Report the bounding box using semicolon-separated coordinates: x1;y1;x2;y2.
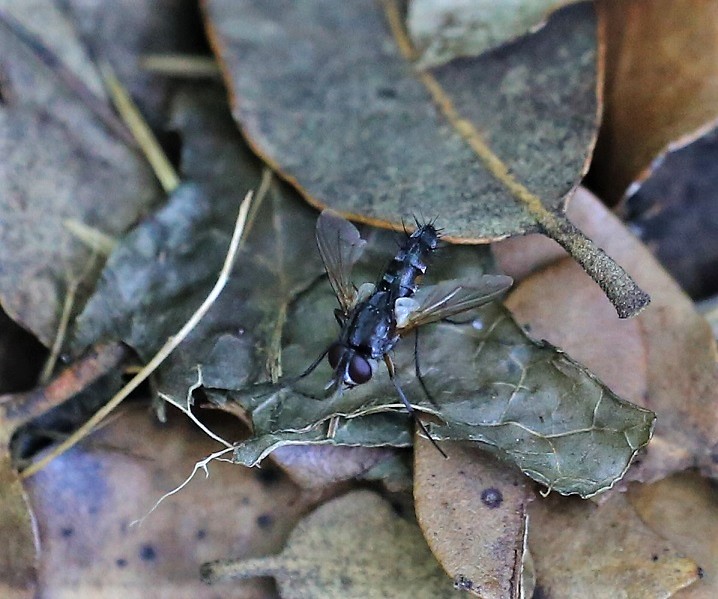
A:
301;210;513;454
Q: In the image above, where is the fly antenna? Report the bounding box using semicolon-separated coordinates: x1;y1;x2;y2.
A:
288;344;331;385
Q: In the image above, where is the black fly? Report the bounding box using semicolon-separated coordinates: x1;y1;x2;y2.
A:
302;210;512;455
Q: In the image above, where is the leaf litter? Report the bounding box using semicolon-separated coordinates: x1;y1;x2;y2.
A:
493;186;718;596
3;2;712;597
0;342;128;598
628;472;718;599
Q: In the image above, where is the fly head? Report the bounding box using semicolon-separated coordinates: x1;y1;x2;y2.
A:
327;342;373;387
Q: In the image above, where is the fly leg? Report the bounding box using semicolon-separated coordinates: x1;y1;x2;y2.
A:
383;354;447;459
414;329;439;408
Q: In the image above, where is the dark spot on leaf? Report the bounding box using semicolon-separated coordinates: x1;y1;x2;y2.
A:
390;500;405;517
377;87;397;99
60;527;74;538
340;575;353;588
697;566;705;579
480;487;503;508
453;574;474;591
441;13;458;27
139;544;156;561
196;529;207;540
241;496;250;505
255;465;282;486
116;558;128;568
652;554;659;562
256;513;274;529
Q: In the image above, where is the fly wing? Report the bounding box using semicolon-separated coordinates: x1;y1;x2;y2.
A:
395;275;513;333
315;209;367;314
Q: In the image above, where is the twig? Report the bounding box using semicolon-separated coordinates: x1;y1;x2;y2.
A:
99;60;180;193
64;219;117;255
139;54;221;78
40;254;99;384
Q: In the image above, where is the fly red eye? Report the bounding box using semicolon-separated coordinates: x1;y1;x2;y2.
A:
348;355;372;385
327;343;344;370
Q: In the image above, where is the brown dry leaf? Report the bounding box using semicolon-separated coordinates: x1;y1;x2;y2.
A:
202;490;463;598
0;461;36;598
414;438;530;598
591;0;718;203
495;187;718;484
269;444;401;490
530;492;701;598
628;473;718;599
22;404;319;598
0;343;127;598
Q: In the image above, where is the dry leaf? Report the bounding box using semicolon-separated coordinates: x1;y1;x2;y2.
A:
0;462;37;598
269;444;401;490
495;187;718;483
628;473;718;599
414;438;530;598
72;86;323;406
23;404;317;598
530;493;701;598
591;0;718;203
407;0;582;66
623;124;718;300
202;490;463;598
204;0;648;317
203;0;597;240
0;7;161;347
0;343;127;598
230;299;654;498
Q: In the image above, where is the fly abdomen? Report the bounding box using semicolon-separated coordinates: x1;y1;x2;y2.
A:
377;223;440;299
